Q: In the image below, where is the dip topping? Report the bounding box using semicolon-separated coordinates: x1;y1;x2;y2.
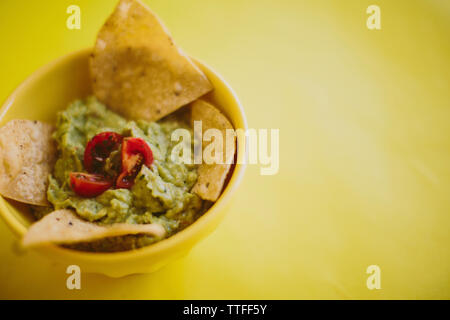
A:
71;132;154;196
69;172;113;197
116;137;154;189
84;131;123;173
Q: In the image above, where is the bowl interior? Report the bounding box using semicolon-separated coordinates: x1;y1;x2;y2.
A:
0;48;247;244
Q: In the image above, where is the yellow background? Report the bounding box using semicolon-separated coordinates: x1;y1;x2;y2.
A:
0;0;449;299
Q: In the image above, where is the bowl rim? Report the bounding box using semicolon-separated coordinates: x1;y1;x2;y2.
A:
0;47;248;262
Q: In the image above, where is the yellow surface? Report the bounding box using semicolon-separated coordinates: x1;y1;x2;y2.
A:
0;0;449;299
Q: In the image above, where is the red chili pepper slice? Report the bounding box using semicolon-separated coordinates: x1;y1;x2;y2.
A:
84;132;123;173
69;172;113;197
116;137;154;189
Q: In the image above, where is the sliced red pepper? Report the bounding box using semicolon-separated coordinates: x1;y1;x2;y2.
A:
84;132;123;173
69;172;113;197
116;137;153;189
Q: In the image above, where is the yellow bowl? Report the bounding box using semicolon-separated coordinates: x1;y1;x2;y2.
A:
0;48;247;277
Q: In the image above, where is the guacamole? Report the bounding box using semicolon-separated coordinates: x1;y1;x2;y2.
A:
38;96;210;252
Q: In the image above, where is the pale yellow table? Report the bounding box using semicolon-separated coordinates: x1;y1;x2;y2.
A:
0;0;449;299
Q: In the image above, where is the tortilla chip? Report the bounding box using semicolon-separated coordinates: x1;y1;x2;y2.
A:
90;0;213;122
0;120;56;206
22;209;166;247
190;100;236;201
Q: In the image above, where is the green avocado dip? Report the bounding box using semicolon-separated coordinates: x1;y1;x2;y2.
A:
33;96;211;252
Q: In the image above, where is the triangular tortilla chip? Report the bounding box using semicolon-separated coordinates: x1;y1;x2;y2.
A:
90;0;213;122
190;100;236;201
22;209;166;247
0;120;56;206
